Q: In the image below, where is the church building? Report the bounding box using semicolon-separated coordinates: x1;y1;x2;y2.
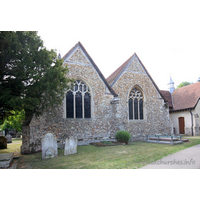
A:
21;42;172;154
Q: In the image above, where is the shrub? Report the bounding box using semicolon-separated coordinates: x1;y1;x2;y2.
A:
115;130;131;144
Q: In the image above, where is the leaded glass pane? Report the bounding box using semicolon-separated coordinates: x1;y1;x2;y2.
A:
84;93;91;118
66;91;74;118
139;99;143;120
129;98;133;120
76;92;82;118
75;84;78;91
134;98;138;119
79;84;82;92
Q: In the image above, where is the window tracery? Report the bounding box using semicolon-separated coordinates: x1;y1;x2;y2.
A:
129;87;144;120
66;80;91;118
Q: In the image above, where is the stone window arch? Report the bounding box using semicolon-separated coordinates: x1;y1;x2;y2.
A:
128;87;144;120
66;80;91;118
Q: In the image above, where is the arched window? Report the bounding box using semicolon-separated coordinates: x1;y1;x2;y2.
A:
129;87;144;120
66;80;91;118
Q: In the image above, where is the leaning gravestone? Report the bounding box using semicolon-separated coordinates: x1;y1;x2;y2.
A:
42;133;58;159
64;136;78;156
0;136;7;149
5;134;12;143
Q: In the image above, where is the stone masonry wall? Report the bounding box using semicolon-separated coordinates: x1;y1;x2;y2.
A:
111;56;172;141
22;45;172;153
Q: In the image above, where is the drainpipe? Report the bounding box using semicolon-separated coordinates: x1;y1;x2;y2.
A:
189;109;194;136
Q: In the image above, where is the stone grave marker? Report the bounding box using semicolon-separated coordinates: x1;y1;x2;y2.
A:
42;133;58;159
0;136;7;149
5;134;12;143
64;136;78;156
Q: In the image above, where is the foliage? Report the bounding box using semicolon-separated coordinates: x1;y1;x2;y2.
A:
176;81;192;89
197;77;200;82
115;130;131;144
0;31;72;126
0;110;25;132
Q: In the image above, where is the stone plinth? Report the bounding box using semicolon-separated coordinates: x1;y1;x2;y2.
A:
0;153;13;168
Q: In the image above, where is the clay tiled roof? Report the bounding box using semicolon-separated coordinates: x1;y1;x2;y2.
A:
107;54;134;85
106;53;168;102
171;82;200;112
160;90;173;108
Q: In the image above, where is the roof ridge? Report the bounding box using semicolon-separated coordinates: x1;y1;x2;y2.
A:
106;53;135;85
63;42;118;97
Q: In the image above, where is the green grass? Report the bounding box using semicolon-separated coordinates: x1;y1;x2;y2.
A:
0;138;22;154
14;136;200;169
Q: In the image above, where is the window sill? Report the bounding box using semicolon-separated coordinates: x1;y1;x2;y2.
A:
129;119;146;123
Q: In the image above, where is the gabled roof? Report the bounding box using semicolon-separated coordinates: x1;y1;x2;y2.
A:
170;82;200;112
63;42;118;97
106;53;168;102
160;90;173;108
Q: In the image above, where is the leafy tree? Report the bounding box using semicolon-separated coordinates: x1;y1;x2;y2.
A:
197;77;200;82
0;31;72;153
0;110;25;132
176;81;192;89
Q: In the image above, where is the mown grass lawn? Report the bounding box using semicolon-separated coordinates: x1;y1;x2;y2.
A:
8;136;199;169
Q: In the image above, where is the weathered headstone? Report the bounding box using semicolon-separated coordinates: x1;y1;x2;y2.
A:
16;132;22;138
64;136;77;156
5;134;12;143
42;133;57;159
0;136;7;149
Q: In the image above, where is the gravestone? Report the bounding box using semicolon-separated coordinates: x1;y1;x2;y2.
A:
64;136;78;156
5;134;12;143
0;136;7;149
42;133;58;159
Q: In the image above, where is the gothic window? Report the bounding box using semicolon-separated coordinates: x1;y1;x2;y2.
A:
66;80;91;118
129;87;144;120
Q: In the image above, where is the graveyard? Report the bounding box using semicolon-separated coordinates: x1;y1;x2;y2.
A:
1;135;200;169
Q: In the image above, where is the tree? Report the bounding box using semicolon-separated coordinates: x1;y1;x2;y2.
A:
197;77;200;82
176;81;192;89
0;31;72;153
0;110;25;132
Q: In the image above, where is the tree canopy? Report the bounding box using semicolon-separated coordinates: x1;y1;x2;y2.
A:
0;31;71;126
176;81;192;89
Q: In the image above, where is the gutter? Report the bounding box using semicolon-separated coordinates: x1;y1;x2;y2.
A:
189;109;194;136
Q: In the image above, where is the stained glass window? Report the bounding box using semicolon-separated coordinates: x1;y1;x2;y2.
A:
129;87;144;120
66;80;91;118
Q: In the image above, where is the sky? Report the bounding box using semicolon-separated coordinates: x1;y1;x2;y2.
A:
2;0;200;91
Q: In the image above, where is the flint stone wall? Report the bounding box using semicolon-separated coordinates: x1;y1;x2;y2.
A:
21;45;172;154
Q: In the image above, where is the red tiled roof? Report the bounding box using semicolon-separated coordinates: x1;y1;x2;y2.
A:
106;53;168;102
107;54;134;85
171;82;200;112
160;90;173;108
